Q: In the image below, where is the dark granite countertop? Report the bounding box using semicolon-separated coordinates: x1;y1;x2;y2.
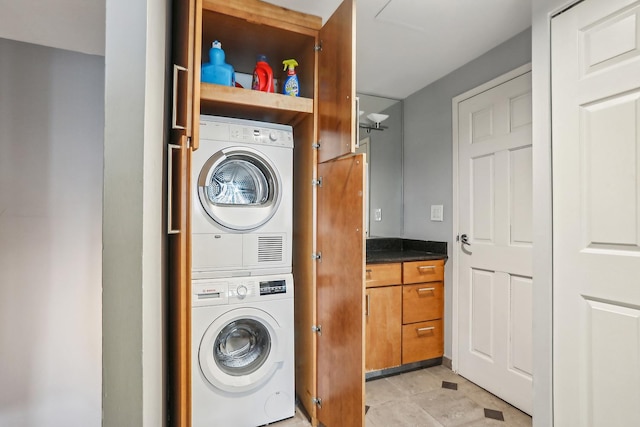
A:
366;238;447;264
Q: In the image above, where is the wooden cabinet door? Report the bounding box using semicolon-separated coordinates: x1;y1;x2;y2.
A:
171;0;199;143
167;138;191;427
316;1;362;425
317;155;365;427
169;0;197;425
366;286;402;371
317;0;356;163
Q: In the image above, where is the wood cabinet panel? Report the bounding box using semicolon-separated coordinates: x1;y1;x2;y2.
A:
402;319;444;364
365;286;402;371
172;1;359;424
402;282;444;324
317;154;364;427
403;259;445;284
365;263;402;288
317;0;356;163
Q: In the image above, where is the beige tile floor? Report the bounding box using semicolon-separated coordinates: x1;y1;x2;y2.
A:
272;365;532;427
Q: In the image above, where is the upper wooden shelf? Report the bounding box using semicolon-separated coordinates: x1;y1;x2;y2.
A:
200;83;314;125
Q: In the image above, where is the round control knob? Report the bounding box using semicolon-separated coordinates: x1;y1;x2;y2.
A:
269;131;278;142
236;285;248;299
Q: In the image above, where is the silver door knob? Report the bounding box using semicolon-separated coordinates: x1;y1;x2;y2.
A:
460;234;471;246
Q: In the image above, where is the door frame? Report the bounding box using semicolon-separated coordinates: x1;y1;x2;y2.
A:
531;2;583;425
450;62;532;373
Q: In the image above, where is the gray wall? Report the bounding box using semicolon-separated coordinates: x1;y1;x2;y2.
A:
102;0;169;425
367;101;403;237
0;38;104;426
402;28;532;357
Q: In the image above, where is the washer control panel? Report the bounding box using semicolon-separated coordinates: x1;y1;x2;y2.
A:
193;274;292;306
192;282;229;307
228;281;259;300
259;279;287;295
227;278;288;302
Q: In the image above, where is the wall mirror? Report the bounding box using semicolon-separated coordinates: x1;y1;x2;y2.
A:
357;94;403;238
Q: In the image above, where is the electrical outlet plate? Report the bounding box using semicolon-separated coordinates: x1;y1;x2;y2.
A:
430;205;443;222
374;208;382;222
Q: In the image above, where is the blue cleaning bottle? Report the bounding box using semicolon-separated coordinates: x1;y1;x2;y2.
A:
201;41;235;86
281;59;299;96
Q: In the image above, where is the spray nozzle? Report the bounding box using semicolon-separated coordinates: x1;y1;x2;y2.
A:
212;40;222;49
282;59;298;71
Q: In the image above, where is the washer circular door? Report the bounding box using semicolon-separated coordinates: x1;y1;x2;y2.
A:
197;146;281;231
199;307;284;393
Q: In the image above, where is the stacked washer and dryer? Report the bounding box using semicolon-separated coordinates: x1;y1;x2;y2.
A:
191;115;295;426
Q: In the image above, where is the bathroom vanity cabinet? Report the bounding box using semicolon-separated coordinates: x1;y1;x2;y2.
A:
365;259;445;372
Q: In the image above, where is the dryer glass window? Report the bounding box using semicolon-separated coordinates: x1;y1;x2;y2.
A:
197;147;283;231
214;319;271;376
206;158;270;206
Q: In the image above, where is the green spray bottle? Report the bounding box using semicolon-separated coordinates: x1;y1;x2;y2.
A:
282;59;299;96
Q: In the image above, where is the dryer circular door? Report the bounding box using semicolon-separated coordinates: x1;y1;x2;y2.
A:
197;146;282;231
199;307;284;393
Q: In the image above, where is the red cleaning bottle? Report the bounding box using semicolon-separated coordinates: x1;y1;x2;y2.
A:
252;55;274;93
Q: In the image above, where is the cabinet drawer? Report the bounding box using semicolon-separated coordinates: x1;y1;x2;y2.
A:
402;282;444;324
402;260;444;284
402;319;444;364
366;263;402;288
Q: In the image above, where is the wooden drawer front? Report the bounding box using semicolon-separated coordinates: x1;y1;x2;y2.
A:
402;260;444;284
402;282;444;324
402;319;444;364
366;263;402;288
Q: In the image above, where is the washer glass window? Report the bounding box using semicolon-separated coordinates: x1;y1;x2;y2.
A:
214;318;271;376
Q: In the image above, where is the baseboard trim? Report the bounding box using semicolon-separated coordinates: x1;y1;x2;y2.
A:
442;356;452;370
365;357;443;381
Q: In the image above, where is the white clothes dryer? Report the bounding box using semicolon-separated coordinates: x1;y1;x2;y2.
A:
191;274;295;427
192;115;293;278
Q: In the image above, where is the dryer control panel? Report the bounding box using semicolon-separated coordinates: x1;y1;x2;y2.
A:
229;125;294;149
200;115;294;149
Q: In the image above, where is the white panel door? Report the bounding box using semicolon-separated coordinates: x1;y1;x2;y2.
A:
552;1;640;425
456;70;533;414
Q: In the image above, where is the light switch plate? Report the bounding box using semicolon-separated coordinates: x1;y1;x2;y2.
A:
430;205;443;222
374;208;382;222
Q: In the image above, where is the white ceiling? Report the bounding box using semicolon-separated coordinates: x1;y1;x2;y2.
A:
0;0;531;100
267;0;532;99
0;0;105;56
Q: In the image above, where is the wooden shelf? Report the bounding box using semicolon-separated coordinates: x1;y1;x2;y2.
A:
200;83;313;124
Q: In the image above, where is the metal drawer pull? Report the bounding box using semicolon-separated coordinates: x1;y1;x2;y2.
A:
418;287;435;292
417;326;435;332
418;265;436;270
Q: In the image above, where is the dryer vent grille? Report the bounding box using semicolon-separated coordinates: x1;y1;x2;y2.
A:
258;236;283;262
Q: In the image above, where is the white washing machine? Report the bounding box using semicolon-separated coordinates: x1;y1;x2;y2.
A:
191;274;295;427
192;115;293;279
